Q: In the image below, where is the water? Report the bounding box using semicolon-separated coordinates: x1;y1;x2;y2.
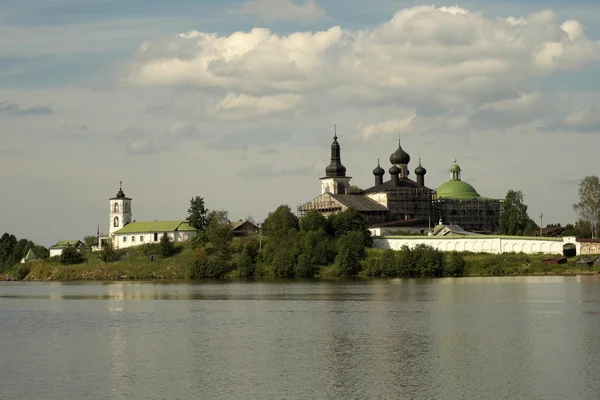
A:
2;277;600;400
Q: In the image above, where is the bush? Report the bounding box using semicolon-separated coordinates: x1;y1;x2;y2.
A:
12;264;31;280
60;246;85;265
335;231;366;276
99;241;118;263
272;249;296;278
295;253;318;278
238;249;256;279
189;249;231;279
445;252;466;276
159;233;175;258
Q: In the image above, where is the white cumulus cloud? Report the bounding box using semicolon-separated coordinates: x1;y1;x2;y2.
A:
208;93;303;120
122;6;600;113
358;115;416;141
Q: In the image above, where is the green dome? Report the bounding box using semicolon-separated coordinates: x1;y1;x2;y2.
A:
449;159;461;172
437;180;480;199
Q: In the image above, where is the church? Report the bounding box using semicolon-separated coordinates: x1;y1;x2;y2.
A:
99;183;197;250
298;132;502;233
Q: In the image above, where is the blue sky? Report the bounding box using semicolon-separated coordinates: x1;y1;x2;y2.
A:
2;0;600;245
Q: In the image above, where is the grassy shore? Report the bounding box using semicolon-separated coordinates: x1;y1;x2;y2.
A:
1;248;598;282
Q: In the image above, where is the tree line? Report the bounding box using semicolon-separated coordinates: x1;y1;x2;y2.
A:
0;233;49;273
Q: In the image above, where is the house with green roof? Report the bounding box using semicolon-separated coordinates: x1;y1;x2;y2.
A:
99;184;198;250
49;240;87;257
112;220;197;249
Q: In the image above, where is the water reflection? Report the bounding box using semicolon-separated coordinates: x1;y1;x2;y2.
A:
2;278;600;400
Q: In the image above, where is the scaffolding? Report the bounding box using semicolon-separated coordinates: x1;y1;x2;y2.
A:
434;198;502;233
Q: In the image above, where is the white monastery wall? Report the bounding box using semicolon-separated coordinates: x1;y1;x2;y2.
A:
374;236;580;255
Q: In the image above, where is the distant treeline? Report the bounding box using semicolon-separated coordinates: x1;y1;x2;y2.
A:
0;233;49;273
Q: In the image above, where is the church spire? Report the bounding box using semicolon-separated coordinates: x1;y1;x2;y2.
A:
325;125;346;177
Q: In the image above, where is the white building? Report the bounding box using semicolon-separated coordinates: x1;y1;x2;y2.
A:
103;183;197;249
49;240;87;257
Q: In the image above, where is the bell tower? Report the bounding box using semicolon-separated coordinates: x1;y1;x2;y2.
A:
109;181;132;235
320;126;351;195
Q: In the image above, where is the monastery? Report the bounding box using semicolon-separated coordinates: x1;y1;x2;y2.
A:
298;133;502;234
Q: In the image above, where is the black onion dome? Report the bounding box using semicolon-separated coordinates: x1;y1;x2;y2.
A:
325;133;347;177
389;165;401;175
390;139;411;165
415;158;426;175
116;182;126;198
373;159;385;176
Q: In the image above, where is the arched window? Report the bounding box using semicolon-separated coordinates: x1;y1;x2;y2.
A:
114;216;119;227
113;203;119;213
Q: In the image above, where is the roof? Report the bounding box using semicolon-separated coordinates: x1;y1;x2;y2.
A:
534;226;565;237
114;220;196;234
436;180;481;200
370;219;430;228
363;178;427;193
22;248;37;261
434;224;482;236
329;194;389;212
574;256;598;264
50;240;84;249
230;220;258;230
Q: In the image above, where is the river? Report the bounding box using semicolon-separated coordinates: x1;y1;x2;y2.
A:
1;277;600;399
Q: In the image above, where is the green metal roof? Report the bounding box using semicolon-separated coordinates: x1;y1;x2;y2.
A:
449;159;461;172
114;220;196;234
437;180;481;199
50;240;84;249
23;248;37;261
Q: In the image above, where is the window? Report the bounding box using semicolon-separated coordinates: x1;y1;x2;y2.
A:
154;233;158;242
123;237;127;242
132;236;136;242
113;203;119;213
140;236;144;242
114;216;119;227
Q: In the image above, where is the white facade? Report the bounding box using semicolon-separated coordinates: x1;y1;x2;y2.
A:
109;197;132;235
374;236;580;255
113;230;197;250
320;177;351;195
49;248;63;258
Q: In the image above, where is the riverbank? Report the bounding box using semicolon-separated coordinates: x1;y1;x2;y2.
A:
1;247;598;281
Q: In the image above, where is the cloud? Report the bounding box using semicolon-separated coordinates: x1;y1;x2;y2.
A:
122;6;600;112
115;127;162;155
238;162;320;180
260;148;279;155
208;93;302;120
547;106;600;132
0;101;53;116
167;121;199;141
358;115;415;141
231;0;326;22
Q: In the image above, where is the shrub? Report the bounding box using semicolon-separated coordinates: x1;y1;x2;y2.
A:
159;233;175;258
60;246;85;265
189;250;230;279
272;249;296;278
335;231;366;276
13;264;31;280
295;253;318;278
445;252;466;276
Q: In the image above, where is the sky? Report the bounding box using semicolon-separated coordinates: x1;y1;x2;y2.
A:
2;0;600;246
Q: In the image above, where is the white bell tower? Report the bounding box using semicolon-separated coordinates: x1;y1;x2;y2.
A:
109;181;132;235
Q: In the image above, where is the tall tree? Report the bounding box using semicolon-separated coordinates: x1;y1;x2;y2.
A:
499;190;535;235
187;196;209;231
206;210;233;261
262;205;299;238
573;176;600;239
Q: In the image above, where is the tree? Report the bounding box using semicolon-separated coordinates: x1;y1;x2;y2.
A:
206;210;233;262
299;210;331;233
335;231;366;276
262;205;299;237
330;208;372;246
83;235;98;248
499;190;535;235
99;240;117;263
349;185;363;194
187;196;209;231
60;246;85;265
573;176;600;239
159;233;175;258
